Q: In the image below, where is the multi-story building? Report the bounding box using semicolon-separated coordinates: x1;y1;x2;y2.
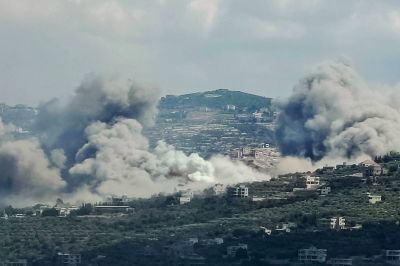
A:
57;253;81;265
306;176;320;190
228;185;249;198
298;246;327;263
179;190;194;205
384;250;400;265
360;160;388;177
318;217;346;230
212;184;225;195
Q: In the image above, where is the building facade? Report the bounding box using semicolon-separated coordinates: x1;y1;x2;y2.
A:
385;250;400;265
319;217;346;230
306;176;320;190
298;246;327;263
228;185;249;198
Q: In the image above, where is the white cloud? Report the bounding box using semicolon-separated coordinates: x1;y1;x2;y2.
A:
0;0;145;35
244;17;306;39
188;0;220;32
388;11;400;33
0;0;400;105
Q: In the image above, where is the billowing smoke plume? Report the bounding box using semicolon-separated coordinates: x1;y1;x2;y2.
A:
0;75;269;206
276;59;400;161
68;117;267;199
34;75;159;168
0;119;66;206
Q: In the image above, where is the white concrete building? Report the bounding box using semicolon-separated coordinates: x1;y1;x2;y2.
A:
319;217;346;230
179;196;191;205
179;190;194;204
368;194;382;204
252;112;263;120
212;184;225;195
306;176;320;190
57;252;81;265
57;206;79;217
228;185;249;198
320;186;331;196
226;104;236;111
298;246;327;263
384;250;400;265
251;196;266;202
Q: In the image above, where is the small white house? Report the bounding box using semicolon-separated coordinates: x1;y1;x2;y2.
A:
179;190;194;204
320;187;331;196
226;104;236;111
179;196;191;205
368;194;382;204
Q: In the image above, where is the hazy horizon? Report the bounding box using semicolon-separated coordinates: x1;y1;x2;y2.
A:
1;0;400;105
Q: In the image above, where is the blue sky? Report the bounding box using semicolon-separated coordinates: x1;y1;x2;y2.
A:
0;0;399;105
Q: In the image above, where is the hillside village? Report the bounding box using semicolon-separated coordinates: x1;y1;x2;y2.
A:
1;154;400;265
0;91;399;265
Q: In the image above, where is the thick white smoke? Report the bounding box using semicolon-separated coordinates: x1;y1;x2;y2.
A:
0;75;269;206
276;59;400;162
0;119;66;206
68;117;269;200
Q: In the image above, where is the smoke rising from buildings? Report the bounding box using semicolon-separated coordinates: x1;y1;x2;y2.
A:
276;59;400;162
68;117;268;200
0;75;269;206
7;58;398;205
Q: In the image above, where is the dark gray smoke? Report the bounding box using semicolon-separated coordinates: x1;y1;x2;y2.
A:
35;75;159;168
0;119;66;206
276;59;400;161
0;75;268;205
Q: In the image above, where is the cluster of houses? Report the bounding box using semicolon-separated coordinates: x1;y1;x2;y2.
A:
230;145;281;170
178;184;250;205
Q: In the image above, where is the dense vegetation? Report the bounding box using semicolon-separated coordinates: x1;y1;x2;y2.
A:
1;163;400;265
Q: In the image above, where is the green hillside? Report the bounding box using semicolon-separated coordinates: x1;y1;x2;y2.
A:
160;89;272;111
